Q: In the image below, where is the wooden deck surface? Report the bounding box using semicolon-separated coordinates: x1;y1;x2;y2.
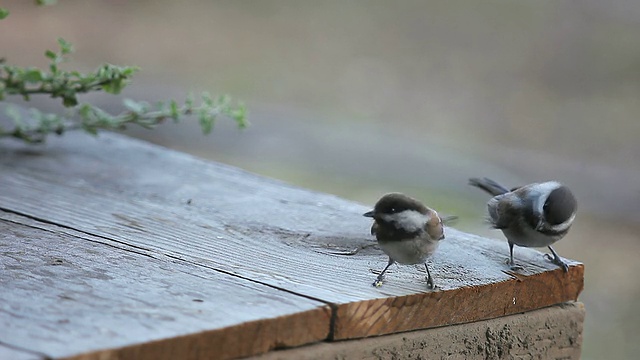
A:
0;131;584;360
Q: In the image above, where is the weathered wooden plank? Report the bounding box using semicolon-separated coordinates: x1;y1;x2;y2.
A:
248;302;585;360
0;212;330;360
0;132;584;340
0;343;44;360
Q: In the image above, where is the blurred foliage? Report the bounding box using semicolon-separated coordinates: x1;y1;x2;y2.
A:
0;1;247;144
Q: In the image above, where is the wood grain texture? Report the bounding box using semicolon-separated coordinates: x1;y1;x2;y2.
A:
249;302;585;360
0;343;44;360
0;131;584;344
0;212;330;360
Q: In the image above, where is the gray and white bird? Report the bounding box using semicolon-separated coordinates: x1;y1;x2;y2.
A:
363;193;447;289
469;177;577;272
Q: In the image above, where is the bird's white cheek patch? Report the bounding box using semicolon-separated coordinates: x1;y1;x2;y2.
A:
531;181;562;215
547;213;576;233
381;210;428;233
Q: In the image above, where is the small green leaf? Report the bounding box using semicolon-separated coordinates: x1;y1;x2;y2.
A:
201;92;213;106
62;96;78;107
169;100;179;120
0;8;9;20
82;124;98;136
121;66;140;76
217;94;230;106
36;0;57;5
231;103;248;129
45;50;56;60
77;104;91;119
23;69;44;83
57;38;73;54
185;93;194;109
199;111;214;135
102;80;122;94
5;105;22;124
123;99;145;113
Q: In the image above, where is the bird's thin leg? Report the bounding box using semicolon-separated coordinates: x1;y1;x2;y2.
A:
372;257;395;287
507;241;523;271
544;246;569;273
424;263;435;289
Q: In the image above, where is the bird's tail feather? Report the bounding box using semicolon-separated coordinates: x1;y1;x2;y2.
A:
468;177;509;196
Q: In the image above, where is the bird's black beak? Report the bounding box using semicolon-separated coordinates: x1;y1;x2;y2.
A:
363;210;375;218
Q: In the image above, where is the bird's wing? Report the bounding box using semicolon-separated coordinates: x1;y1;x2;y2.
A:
370;222;378;236
487;195;520;230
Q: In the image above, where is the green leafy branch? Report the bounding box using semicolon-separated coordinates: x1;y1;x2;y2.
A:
1;5;247;144
3;93;247;144
1;38;137;107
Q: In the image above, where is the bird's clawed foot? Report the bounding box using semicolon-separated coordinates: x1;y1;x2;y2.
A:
372;275;385;288
544;253;569;272
372;258;394;288
426;276;437;290
505;258;523;271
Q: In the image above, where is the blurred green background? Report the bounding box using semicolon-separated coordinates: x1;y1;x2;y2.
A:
2;1;639;358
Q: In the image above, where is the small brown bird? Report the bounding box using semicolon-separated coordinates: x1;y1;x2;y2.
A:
363;193;447;289
469;177;577;272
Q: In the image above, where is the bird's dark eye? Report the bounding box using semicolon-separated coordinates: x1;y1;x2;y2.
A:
390;207;396;213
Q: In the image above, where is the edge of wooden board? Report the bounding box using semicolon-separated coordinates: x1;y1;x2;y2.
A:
333;264;583;339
